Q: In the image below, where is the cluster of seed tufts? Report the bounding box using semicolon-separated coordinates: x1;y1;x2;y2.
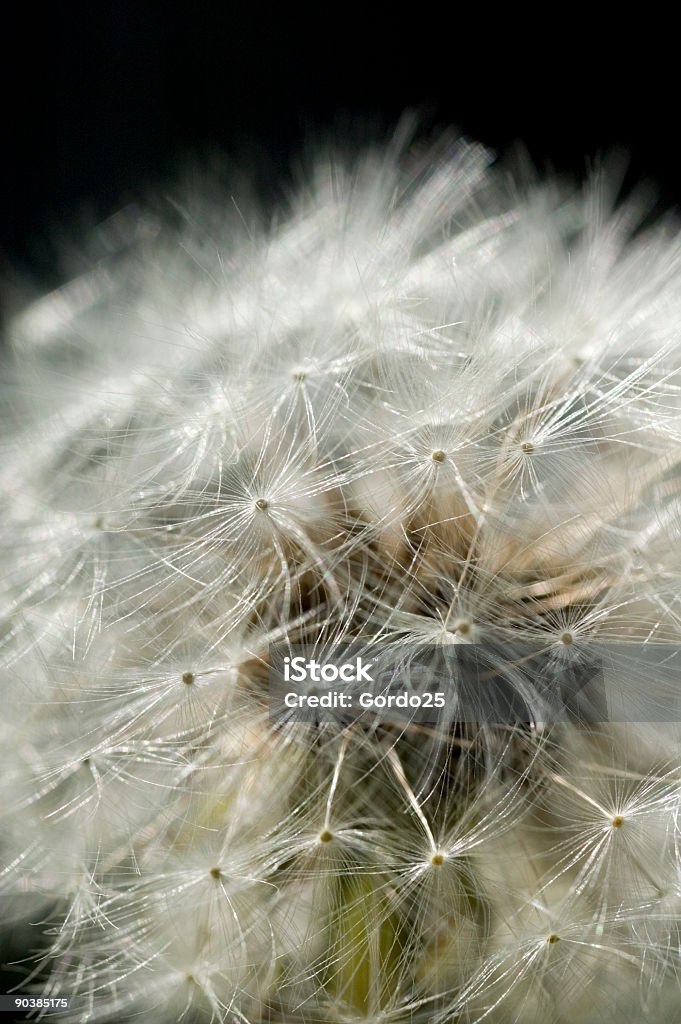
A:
2;130;681;1023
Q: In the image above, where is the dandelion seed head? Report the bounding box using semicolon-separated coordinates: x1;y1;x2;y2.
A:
3;121;681;1024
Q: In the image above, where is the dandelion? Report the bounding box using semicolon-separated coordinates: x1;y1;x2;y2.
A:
2;120;681;1022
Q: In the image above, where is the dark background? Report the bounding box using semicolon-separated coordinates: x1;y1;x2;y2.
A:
3;5;681;302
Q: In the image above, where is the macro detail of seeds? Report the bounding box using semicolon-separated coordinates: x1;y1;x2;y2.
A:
2;130;681;1023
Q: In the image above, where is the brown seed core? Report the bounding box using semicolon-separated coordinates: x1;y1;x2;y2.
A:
560;632;573;645
431;852;445;866
546;933;560;944
254;498;269;511
521;441;535;454
209;867;222;879
318;829;333;843
182;671;195;685
611;815;624;828
431;449;446;463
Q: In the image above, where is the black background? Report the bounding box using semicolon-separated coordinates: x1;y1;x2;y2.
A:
3;5;681;300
